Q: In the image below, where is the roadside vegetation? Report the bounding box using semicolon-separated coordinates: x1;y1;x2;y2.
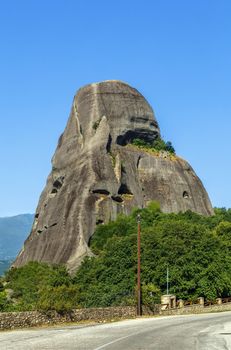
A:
1;204;231;313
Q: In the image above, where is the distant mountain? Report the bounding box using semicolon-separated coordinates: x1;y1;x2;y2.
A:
0;214;34;261
0;259;13;276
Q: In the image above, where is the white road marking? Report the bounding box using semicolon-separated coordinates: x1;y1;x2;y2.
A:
93;330;143;350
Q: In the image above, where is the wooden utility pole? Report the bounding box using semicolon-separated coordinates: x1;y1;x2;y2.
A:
167;266;169;295
137;214;142;316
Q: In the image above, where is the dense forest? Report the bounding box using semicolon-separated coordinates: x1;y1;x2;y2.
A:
1;203;231;313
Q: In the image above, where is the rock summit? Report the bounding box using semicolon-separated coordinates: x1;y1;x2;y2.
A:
14;80;214;272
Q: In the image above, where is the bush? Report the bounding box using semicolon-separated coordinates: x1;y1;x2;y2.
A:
132;137;175;154
3;262;72;311
141;283;161;306
0;291;10;311
132;138;149;147
0;281;4;292
37;285;80;313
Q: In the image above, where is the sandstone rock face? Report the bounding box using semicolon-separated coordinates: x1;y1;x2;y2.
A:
14;81;214;272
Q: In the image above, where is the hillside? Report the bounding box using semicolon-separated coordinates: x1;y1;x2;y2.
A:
0;214;34;260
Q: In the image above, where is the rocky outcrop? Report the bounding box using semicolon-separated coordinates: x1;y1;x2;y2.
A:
14;80;213;272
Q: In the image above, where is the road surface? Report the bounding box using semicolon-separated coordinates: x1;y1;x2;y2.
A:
1;312;231;349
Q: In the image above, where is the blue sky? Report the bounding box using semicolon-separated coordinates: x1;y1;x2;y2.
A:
0;0;230;216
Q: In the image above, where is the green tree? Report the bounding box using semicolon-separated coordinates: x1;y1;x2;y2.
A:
0;291;9;311
2;206;231;311
37;285;80;313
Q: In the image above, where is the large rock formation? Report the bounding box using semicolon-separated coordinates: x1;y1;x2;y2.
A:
14;80;214;272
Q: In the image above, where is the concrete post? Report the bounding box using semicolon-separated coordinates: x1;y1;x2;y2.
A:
172;296;176;309
161;295;176;310
197;297;204;306
216;298;222;305
178;299;184;308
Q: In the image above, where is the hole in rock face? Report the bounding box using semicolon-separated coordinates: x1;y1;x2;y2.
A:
37;230;43;234
53;176;65;189
50;223;57;227
106;134;112;153
116;130;158;146
111;195;123;203
183;191;190;199
92;189;110;195
137;156;141;168
118;184;133;195
50;176;65;195
96;219;104;225
118;164;133;196
121;165;126;174
35;213;39;219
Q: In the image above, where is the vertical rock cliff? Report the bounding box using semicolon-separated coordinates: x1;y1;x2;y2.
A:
14;80;214;272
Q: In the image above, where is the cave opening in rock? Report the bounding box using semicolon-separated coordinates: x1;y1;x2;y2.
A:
183;191;189;199
96;219;104;225
92;189;110;195
106;134;112;153
50;176;65;195
137;156;141;168
53;176;65;189
116;130;158;146
118;183;133;195
111;195;123;203
121;164;126;174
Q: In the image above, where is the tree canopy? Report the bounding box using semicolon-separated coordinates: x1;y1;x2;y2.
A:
1;205;231;312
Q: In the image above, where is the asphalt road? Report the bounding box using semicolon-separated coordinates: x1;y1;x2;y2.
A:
1;312;231;349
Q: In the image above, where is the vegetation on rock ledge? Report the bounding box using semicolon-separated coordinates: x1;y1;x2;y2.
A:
131;137;175;154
